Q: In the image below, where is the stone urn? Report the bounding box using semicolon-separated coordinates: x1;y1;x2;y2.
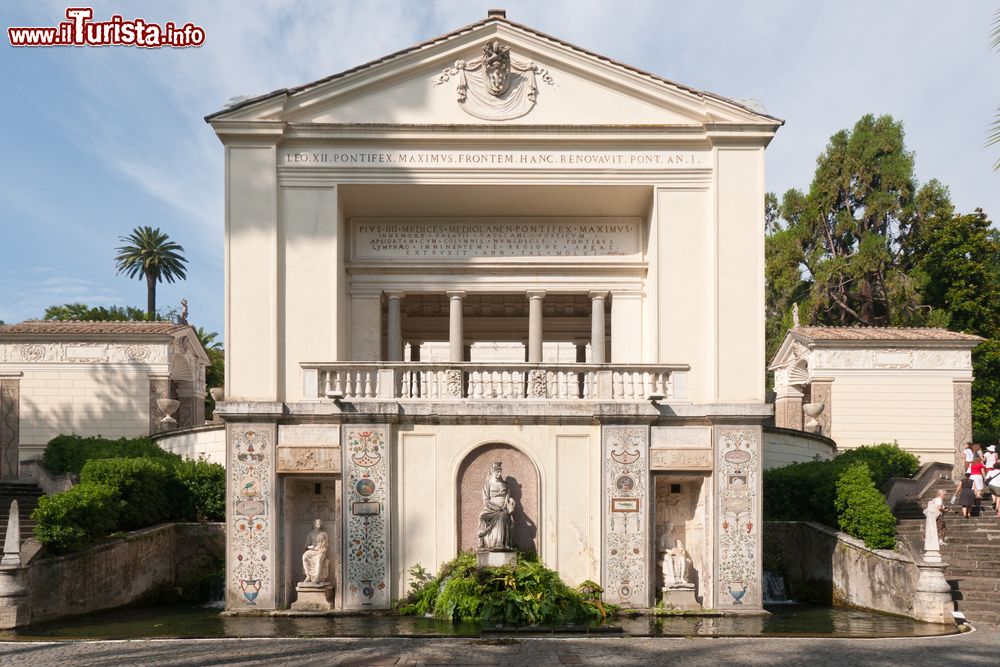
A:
157;398;180;430
209;387;224;402
802;402;825;434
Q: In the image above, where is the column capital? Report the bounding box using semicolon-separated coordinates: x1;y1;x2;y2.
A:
446;290;467;300
526;290;546;300
588;291;609;300
384;290;405;299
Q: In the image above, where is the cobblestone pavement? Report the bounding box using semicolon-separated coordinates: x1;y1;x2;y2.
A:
0;628;992;667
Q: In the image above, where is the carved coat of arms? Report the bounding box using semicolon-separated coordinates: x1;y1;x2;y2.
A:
434;40;554;121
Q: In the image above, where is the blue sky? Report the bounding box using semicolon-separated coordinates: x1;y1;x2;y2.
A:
1;1;998;337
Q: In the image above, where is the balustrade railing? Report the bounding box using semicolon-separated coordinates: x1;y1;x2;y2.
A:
300;362;689;402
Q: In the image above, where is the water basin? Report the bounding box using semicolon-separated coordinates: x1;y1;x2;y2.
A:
0;603;958;641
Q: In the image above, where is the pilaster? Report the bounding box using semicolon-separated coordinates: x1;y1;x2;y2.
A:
342;425;392;609
601;425;650;607
713;425;762;611
0;375;20;481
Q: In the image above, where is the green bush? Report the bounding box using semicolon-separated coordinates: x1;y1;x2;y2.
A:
173;458;226;521
398;552;609;626
43;434;180;475
80;458;177;530
763;442;917;546
834;463;897;549
32;483;120;554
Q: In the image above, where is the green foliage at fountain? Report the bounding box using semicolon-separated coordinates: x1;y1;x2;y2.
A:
763;443;919;548
33;435;225;553
398;552;614;626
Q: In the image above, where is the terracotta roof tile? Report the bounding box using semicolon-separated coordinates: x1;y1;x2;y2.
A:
792;326;984;344
0;321;188;336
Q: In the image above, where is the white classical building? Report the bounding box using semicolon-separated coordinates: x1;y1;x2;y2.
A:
208;11;781;613
0;321;209;477
769;326;983;468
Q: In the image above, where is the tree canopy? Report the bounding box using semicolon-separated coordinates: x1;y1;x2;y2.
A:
114;226;188;317
766;113;1000;438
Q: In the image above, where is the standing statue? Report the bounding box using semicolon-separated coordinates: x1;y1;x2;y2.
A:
923;489;949;558
301;518;330;585
477;462;515;551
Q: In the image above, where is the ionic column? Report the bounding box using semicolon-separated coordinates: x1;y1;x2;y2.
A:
527;291;545;363
386;291;404;362
447;291;466;363
589;291;608;364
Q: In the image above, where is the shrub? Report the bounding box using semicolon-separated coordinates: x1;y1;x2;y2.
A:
763;442;917;546
80;457;176;530
398;552;607;626
173;458;226;521
43;434;180;475
834;463;897;549
32;483;120;554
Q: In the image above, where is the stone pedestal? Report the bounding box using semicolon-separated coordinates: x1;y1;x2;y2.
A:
477;550;517;568
290;583;334;612
913;562;954;624
0;566;29;629
661;585;699;611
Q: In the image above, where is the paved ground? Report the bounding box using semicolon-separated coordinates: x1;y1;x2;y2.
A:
0;627;992;667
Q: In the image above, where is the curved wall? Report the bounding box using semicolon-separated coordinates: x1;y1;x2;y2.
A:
763;426;836;470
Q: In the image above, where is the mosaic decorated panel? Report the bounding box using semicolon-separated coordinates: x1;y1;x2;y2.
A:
342;425;391;609
602;425;649;607
227;423;277;610
0;380;19;481
714;426;761;610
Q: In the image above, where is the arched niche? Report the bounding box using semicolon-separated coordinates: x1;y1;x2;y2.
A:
457;443;539;554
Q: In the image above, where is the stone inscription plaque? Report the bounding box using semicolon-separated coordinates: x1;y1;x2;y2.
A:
352;218;640;260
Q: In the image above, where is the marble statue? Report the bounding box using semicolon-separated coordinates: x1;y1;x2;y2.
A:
659;524;693;589
301;518;330;585
477;462;515;551
922;489;948;560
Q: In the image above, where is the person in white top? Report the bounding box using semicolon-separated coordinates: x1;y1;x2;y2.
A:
964;443;975;474
985;445;998;469
985;462;1000;517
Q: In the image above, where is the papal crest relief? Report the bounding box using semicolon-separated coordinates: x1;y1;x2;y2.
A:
434;40;554;121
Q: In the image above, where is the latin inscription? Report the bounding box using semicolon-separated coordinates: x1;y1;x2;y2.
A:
281;148;703;170
352;219;640;259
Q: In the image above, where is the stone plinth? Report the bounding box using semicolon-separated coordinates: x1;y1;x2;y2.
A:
290;583;334;612
661;585;699;611
477;550;517;568
913;562;954;624
0;566;29;629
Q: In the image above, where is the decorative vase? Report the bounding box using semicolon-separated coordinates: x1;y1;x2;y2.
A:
802;402;825;433
157;398;180;429
209;387;224;402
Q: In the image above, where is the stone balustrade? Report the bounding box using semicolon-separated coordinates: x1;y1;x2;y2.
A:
300;362;689;402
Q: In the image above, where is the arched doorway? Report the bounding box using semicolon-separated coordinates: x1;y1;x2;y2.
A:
456;443;539;554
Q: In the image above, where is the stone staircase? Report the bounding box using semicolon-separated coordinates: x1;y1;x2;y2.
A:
895;476;1000;625
0;481;43;546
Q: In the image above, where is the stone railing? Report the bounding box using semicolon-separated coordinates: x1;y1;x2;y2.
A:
300;362;689;402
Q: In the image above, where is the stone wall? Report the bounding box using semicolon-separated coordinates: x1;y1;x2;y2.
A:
153;424;226;464
764;521;918;618
25;523;224;623
762;426;836;470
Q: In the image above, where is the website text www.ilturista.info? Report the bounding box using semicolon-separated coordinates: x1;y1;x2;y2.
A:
8;7;205;48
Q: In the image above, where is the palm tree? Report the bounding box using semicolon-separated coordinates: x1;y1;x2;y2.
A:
195;326;222;350
114;226;188;317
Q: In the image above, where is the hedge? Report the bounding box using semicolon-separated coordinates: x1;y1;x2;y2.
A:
43;434;180;475
32;483;121;554
763;443;918;548
80;458;178;530
834;463;897;549
32;436;226;552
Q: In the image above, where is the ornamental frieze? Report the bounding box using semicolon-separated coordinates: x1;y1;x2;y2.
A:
0;342;168;365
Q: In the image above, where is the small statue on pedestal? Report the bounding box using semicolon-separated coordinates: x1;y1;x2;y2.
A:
658;522;699;610
301;518;330;585
291;518;334;611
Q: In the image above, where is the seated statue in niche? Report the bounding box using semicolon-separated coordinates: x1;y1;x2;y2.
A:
659;522;693;589
301;518;330;585
477;462;515;551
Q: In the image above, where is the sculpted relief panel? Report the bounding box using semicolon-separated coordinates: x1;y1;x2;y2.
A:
0;342;167;365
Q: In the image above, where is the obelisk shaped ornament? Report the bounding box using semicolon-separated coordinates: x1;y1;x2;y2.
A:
1;500;20;567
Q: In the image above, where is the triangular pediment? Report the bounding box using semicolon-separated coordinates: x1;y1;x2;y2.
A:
209;17;780;128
